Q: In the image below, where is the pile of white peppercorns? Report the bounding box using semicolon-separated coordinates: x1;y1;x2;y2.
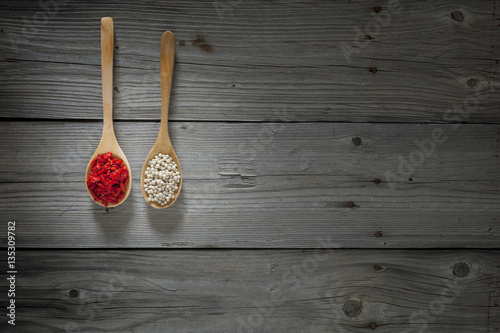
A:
144;153;181;205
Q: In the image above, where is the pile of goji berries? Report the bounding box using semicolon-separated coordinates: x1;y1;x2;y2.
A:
86;152;129;207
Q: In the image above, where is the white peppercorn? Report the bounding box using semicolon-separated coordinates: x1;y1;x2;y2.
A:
144;154;181;205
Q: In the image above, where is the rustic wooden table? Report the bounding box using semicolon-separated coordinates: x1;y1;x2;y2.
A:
1;0;499;332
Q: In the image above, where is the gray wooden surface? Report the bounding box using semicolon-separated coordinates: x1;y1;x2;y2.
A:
1;250;499;333
0;122;499;248
0;0;499;122
1;0;499;332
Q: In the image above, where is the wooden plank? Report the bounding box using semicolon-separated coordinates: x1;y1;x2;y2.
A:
0;249;498;332
0;0;498;122
0;122;498;248
1;121;499;183
1;179;499;248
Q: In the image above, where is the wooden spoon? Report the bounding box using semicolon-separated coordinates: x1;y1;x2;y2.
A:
141;31;182;208
85;17;132;208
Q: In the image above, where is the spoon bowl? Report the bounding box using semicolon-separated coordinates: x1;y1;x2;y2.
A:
141;31;182;208
85;17;132;208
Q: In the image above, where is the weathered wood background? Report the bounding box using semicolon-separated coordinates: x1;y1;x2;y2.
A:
0;0;499;332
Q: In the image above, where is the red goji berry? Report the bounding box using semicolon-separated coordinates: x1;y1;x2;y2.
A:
86;152;129;207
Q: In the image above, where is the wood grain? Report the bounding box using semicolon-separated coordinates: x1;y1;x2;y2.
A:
84;17;133;208
1;121;499;183
1;1;498;331
140;31;183;209
1;179;498;248
1;250;498;332
0;0;498;122
0;122;498;248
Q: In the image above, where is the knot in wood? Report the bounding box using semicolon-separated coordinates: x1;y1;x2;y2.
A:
467;79;477;87
343;299;362;317
453;262;470;277
451;10;464;22
69;289;79;298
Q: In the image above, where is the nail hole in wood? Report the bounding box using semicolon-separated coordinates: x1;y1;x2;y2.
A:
453;262;470;277
69;289;79;298
343;299;362;317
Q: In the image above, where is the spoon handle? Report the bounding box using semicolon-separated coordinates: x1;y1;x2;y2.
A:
159;31;175;138
101;17;115;137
